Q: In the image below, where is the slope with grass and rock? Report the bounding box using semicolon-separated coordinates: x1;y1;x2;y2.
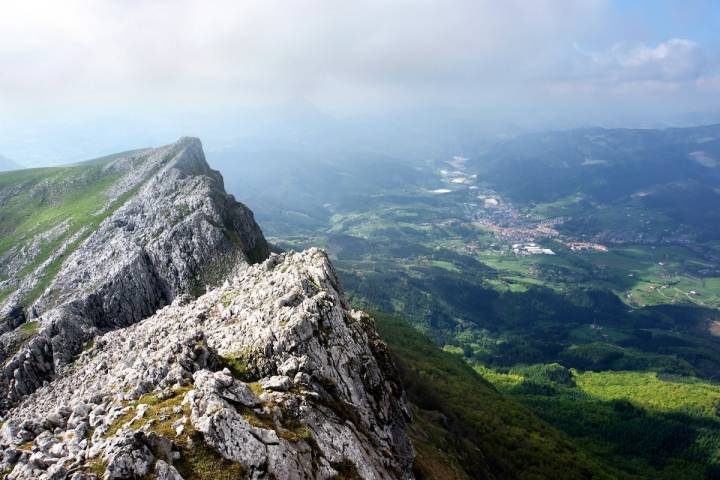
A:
0;138;269;413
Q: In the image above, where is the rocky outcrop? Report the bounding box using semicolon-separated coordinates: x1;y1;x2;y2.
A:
0;138;269;412
0;249;414;479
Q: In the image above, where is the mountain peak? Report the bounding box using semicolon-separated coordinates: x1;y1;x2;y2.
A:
0;139;269;411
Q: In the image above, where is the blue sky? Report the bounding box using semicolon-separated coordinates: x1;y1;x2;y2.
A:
1;0;719;164
610;1;720;45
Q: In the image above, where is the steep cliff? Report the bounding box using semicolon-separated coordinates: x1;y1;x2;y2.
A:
0;138;269;412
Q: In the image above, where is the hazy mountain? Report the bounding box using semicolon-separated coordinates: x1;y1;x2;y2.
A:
0;155;20;172
207;148;432;234
474;124;720;241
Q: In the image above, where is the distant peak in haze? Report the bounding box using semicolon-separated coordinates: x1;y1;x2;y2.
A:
0;154;21;172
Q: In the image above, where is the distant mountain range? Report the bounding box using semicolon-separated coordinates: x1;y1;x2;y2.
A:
475;124;720;202
474;124;720;241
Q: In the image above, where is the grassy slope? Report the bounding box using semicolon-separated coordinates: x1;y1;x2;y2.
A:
480;366;720;479
374;312;628;480
0;155;145;305
0;166;116;255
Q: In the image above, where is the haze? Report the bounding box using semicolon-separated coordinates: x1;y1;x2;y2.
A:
1;0;719;165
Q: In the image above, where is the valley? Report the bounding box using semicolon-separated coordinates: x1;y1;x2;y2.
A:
218;123;720;479
1;125;719;479
4;2;720;478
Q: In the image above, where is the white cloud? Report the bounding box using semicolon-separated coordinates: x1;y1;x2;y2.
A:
697;74;720;91
0;0;719;157
544;37;719;104
0;0;607;115
588;38;702;80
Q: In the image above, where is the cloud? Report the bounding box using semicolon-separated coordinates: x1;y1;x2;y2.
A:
540;37;720;104
697;74;720;92
0;0;607;115
0;0;719;157
577;38;703;81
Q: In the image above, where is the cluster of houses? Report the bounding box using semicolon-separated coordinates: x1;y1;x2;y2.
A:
512;243;555;255
567;242;608;252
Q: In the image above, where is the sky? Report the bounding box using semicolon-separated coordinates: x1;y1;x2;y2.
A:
1;0;720;164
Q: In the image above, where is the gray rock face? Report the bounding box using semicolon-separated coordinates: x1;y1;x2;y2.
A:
0;138;269;412
0;249;414;479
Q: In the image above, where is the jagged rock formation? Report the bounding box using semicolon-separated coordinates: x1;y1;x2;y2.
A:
0;138;269;412
0;249;414;479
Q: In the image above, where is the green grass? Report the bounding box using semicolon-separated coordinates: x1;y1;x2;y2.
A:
98;386;248;479
17;321;40;341
0;286;16;304
220;353;253;381
0;165;121;257
569;324;631;343
480;364;720;479
428;260;460;273
0;158;148;309
374;312;624;480
575;370;720;416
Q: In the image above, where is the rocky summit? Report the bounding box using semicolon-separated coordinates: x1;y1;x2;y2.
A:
0;139;414;479
0;138;269;412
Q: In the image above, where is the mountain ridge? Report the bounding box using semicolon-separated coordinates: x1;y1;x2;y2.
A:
0;137;269;412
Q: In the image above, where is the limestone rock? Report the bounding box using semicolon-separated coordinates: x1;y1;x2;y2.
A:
0;138;269;412
0;250;414;479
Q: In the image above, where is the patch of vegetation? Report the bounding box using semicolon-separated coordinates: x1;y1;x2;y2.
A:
101;385;249;479
408;409;473;480
84;458;107;477
220;352;255;382
374;313;624;480
104;386;191;437
481;365;720;478
0;286;15;304
104;407;138;438
576;370;720;417
174;431;247;480
14;321;40;345
82;338;95;352
330;459;361;480
18;440;34;451
17;320;39;337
